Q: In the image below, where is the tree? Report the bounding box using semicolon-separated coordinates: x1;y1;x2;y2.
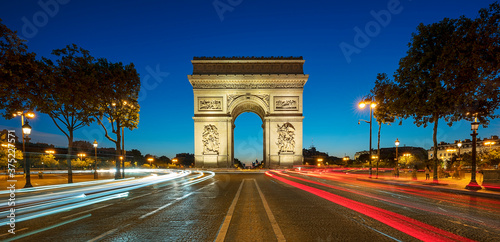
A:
0;148;22;168
94;58;140;179
0;19;38;118
38;154;59;168
157;155;171;167
73;140;94;152
37;44;97;183
369;73;397;175
71;157;93;169
128;149;144;165
393;18;458;182
392;4;500;182
443;3;500;123
479;148;500;168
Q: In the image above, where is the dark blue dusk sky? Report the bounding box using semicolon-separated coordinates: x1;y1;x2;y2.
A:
1;0;499;163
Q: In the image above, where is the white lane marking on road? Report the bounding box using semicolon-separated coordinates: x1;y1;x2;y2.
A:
88;228;118;242
88;181;217;241
214;179;245;242
139;192;193;219
4;214;91;242
139;182;215;219
61;204;113;220
87;223;132;242
253;179;286;242
128;192;154;200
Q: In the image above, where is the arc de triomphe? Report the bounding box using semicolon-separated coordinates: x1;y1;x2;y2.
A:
188;57;308;168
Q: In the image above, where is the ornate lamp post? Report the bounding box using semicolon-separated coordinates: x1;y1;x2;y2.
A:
93;139;98;179
14;111;35;185
466;120;481;190
358;100;377;178
22;120;32;188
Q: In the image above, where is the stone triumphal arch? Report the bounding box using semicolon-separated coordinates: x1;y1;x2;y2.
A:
188;57;308;168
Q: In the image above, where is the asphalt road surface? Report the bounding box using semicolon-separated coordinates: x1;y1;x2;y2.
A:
1;170;499;241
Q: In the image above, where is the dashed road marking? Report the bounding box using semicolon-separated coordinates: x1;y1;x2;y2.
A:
214;179;245;242
253;179;286;242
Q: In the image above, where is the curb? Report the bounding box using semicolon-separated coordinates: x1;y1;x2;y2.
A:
357;178;500;200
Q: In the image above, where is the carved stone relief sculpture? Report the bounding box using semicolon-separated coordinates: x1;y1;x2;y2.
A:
276;123;295;153
202;124;220;154
199;100;222;110
274;96;299;111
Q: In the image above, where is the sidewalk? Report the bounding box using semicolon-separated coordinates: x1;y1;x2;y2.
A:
357;171;500;199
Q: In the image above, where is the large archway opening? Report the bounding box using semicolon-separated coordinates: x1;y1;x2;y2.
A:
234;112;263;168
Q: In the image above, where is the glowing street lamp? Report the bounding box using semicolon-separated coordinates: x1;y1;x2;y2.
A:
22;120;33;188
358;99;377;178
484;141;496;150
22;121;32;136
43;150;55;172
317;158;323;166
446;148;457;153
457;140;462;156
147;157;154;167
120;155;125;178
93;139;98;179
78;153;86;159
45;149;55;155
395;138;400;165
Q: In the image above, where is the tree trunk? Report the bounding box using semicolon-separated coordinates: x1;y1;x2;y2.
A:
67;131;73;183
433;115;439;182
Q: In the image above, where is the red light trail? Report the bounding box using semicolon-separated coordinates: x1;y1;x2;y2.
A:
267;171;476;242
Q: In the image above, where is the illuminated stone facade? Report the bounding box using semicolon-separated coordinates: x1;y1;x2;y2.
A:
189;57;308;168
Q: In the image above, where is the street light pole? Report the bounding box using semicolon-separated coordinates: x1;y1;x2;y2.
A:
14;111;35;187
122;126;125;179
395;138;400;177
22;120;32;188
484;141;495;150
466;119;481;190
369;104;374;178
93;139;98;179
359;100;376;178
147;157;154;168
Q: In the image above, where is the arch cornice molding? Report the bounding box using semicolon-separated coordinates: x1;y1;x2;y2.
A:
188;74;308;89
